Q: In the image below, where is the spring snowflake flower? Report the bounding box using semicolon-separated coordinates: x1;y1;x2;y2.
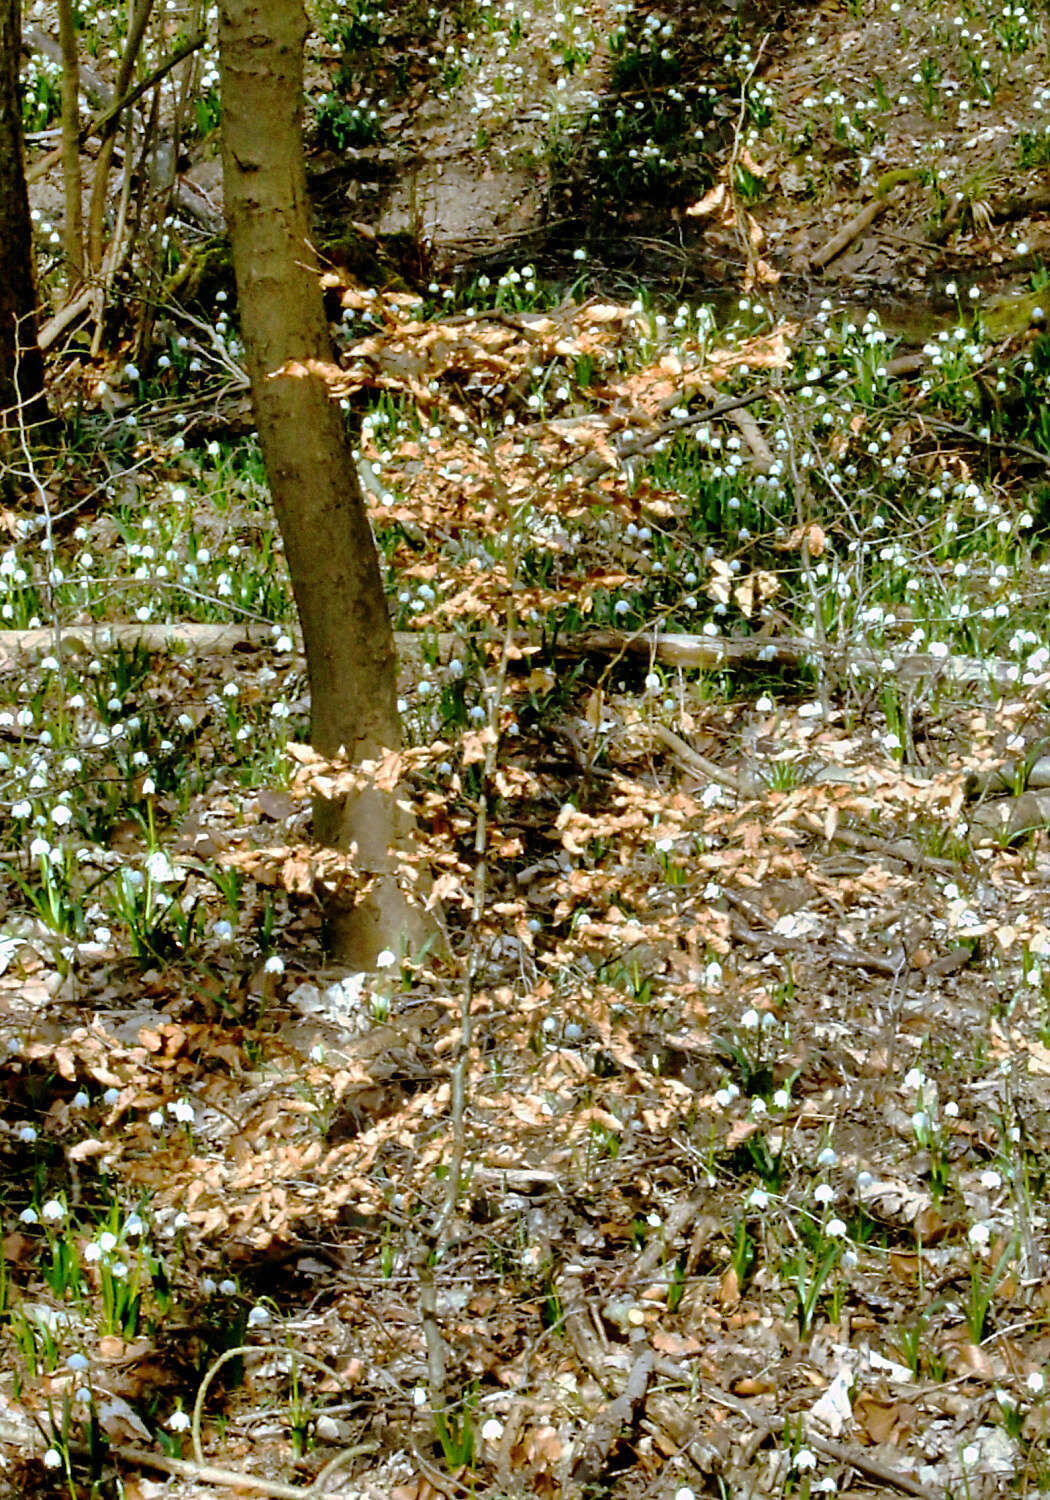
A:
968;1222;991;1248
41;1199;65;1222
247;1305;271;1327
263;955;284;974
146;850;177;884
43;1449;62;1470
793;1447;817;1471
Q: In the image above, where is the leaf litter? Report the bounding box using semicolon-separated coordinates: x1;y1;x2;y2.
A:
4;300;1050;1500
12;2;1050;1495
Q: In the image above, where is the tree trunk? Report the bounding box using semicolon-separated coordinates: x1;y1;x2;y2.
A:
57;0;84;286
218;0;436;968
0;0;49;448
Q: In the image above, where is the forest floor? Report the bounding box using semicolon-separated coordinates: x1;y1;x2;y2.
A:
7;0;1050;1496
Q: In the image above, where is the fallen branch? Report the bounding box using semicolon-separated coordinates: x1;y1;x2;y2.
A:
918;415;1050;472
698;377;773;471
649;722;754;796
571;1343;654;1485
0;623;1033;698
651;1361;941;1500
816;822;962;876
729;912;908;976
564;628;1029;691
810;193;893;271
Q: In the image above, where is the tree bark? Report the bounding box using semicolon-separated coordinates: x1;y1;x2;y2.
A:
57;0;84;285
0;0;49;449
218;0;436;967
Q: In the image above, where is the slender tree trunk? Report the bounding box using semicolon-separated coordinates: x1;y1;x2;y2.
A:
57;0;84;286
218;0;436;967
0;0;48;447
86;0;154;272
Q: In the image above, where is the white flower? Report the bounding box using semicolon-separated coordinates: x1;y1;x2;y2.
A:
961;1443;979;1465
481;1417;503;1442
146;850;177;884
1027;1370;1045;1395
168;1409;190;1432
219;1279;237;1296
43;1449;62;1470
968;1222;991;1248
169;1098;194;1125
263;954;284;974
247;1305;271;1327
902;1067;925;1091
814;1184;834;1206
375;949;397;969
41;1199;65;1222
825;1217;847;1238
794;1447;817;1471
